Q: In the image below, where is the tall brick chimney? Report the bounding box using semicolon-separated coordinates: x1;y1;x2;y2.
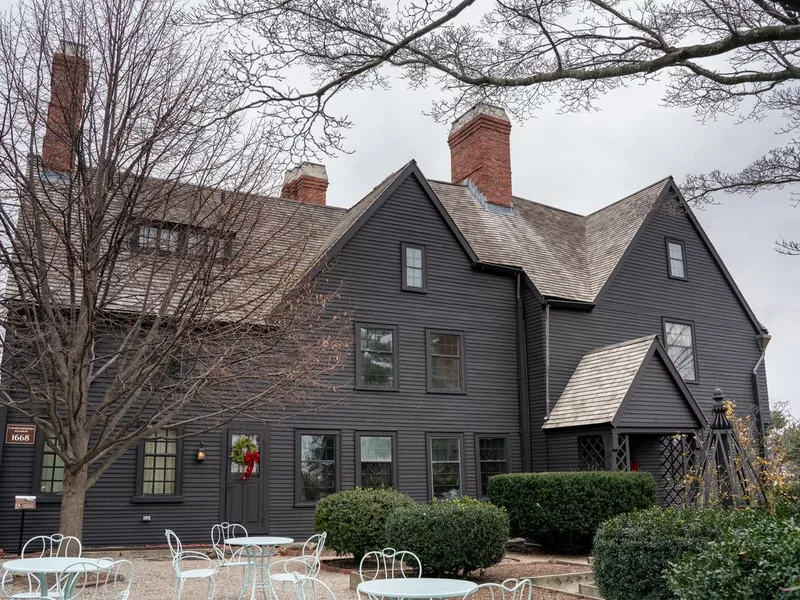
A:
281;162;329;205
447;104;513;208
42;41;88;173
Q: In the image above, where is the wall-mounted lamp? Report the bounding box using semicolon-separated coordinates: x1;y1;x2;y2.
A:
195;441;206;462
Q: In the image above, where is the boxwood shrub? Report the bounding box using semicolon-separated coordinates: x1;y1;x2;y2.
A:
487;471;656;548
314;487;415;562
384;497;509;576
593;507;766;600
667;514;800;600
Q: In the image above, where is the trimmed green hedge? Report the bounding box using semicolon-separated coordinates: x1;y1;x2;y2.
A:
487;471;656;548
384;498;509;576
593;508;766;600
667;514;800;600
314;487;415;562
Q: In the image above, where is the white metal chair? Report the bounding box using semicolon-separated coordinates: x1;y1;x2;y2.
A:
165;530;218;600
461;580;533;600
210;523;248;599
358;548;422;582
268;533;326;598
291;576;337;600
1;534;83;599
54;559;132;600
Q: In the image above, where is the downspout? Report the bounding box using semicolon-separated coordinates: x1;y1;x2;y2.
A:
544;302;551;471
516;273;532;472
752;332;771;442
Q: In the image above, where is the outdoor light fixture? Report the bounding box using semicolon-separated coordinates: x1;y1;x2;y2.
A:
195;441;206;462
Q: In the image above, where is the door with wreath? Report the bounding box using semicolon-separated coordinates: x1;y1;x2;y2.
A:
223;429;267;530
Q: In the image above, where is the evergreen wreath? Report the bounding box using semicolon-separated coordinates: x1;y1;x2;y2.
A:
230;435;259;466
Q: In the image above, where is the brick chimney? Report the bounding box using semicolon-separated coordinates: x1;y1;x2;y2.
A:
42;41;88;173
281;162;329;206
447;104;513;208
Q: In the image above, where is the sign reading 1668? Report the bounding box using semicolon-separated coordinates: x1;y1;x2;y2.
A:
4;424;36;445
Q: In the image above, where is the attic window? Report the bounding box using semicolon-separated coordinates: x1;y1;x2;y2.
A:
133;221;232;260
402;243;426;292
666;239;687;280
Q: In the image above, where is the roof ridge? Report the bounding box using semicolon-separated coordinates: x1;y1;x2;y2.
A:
586;177;672;217
585;334;656;355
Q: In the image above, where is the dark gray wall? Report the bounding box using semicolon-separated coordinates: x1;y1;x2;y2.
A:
0;172;522;549
546;208;766;436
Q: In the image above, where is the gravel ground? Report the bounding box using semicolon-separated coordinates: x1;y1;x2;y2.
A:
1;553;588;600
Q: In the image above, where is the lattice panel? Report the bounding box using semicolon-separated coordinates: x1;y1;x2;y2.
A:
616;434;631;472
579;435;606;471
661;434;695;506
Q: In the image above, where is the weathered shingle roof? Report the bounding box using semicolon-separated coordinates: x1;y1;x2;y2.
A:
429;178;670;301
543;336;656;429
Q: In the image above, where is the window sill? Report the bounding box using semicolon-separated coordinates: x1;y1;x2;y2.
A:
355;386;401;392
401;287;428;294
668;275;688;282
131;495;185;504
426;389;468;395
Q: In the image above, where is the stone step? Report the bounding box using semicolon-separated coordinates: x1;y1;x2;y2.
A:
578;582;602;598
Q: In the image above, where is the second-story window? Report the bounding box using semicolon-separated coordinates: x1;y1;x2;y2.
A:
666;239;687;280
664;320;697;382
427;330;465;392
356;324;398;389
402;243;426;291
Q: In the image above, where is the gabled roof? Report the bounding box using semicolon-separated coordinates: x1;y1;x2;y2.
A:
543;335;708;430
429;178;670;302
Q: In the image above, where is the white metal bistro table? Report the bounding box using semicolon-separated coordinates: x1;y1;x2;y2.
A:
358;578;478;599
2;557;111;599
225;536;293;600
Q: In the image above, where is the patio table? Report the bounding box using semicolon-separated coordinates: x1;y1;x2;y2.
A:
225;536;293;600
358;578;478;599
2;557;111;600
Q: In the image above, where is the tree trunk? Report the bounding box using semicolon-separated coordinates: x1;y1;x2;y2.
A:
58;465;89;547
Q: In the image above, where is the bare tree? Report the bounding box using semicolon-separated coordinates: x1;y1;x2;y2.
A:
206;0;800;250
0;0;349;539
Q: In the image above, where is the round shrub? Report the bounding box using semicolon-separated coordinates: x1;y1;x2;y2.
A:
593;507;766;600
384;497;509;576
314;487;415;562
488;471;656;549
667;515;800;600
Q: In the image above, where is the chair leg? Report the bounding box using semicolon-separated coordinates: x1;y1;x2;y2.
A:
208;576;216;600
175;579;184;600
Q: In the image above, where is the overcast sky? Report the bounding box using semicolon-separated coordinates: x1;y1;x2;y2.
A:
317;77;800;414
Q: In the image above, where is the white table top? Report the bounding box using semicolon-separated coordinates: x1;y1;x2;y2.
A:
357;578;478;599
2;557;110;574
225;536;294;547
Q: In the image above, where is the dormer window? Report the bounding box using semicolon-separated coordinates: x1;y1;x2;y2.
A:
666;239;687;280
402;243;426;292
133;220;232;260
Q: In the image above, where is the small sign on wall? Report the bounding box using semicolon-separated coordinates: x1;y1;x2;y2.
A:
5;424;36;446
14;495;36;510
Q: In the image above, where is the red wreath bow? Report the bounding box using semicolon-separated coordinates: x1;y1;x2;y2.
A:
241;448;261;481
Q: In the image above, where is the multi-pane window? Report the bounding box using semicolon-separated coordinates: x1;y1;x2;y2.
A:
402;244;425;291
141;429;179;495
664;321;697;381
478;437;508;498
357;325;397;389
134;221;231;259
359;435;394;488
299;433;337;503
430;436;461;499
428;331;464;392
667;240;686;279
40;438;64;494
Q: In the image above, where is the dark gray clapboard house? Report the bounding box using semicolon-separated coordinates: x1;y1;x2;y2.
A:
0;52;770;549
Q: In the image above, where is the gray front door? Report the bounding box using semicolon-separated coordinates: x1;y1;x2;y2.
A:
223;429;267;531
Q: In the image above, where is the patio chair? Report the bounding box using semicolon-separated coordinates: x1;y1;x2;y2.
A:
291;576;337;600
210;522;248;599
461;580;533;600
55;559;133;600
1;534;83;599
165;530;218;600
358;548;421;582
268;533;326;598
